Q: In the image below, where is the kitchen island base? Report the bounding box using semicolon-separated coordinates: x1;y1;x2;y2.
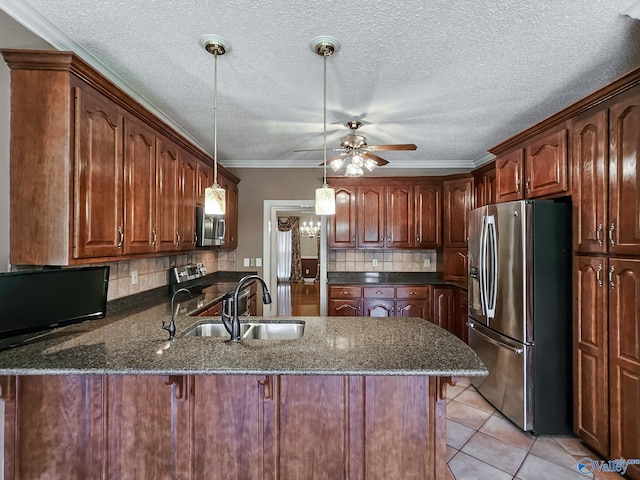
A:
0;374;454;480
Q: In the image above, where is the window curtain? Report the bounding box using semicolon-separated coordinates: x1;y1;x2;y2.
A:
277;217;303;283
276;229;292;281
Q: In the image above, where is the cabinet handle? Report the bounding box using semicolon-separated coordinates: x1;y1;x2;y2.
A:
376;291;383;295
166;375;188;401
388;237;391;243
596;264;603;287
342;290;350;295
409;291;417;295
416;235;420;242
175;230;180;245
118;226;124;248
596;224;603;246
258;376;272;400
152;228;157;248
515;174;521;194
352;236;355;242
380;236;384;242
609;265;615;289
609;223;615;246
525;177;531;194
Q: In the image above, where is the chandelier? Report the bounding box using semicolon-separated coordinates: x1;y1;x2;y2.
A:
301;220;321;238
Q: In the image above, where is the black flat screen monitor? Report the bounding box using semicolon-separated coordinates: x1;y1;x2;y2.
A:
0;266;109;339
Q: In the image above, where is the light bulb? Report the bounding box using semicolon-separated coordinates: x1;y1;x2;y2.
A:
345;163;364;177
364;158;377;172
329;158;344;172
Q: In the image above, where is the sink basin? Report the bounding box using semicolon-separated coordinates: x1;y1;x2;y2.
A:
181;320;305;340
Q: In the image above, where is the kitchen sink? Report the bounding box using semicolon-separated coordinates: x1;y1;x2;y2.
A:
181;320;305;340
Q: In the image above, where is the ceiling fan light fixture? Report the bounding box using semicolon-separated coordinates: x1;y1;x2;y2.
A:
329;157;344;172
364;158;377;172
201;34;231;216
345;163;364;177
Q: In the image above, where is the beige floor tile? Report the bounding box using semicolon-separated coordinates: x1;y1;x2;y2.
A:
479;415;535;451
447;419;476;450
531;436;582;471
517;453;591;479
461;431;528;475
454;388;496;414
446;400;493;430
446;445;458;462
456;377;471;388
448;451;513;480
446;383;467;400
552;435;594;456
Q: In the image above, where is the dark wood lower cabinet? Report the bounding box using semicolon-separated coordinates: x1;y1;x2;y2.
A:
1;374;452;480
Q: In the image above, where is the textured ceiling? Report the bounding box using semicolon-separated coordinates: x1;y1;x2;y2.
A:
3;0;640;171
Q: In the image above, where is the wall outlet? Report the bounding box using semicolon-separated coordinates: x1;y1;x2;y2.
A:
372;259;379;267
243;258;250;267
423;258;431;267
131;270;138;285
250;258;256;267
256;258;262;267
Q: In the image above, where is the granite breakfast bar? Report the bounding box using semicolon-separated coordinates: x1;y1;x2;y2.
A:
0;292;487;480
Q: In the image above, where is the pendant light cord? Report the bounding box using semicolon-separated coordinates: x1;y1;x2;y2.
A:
213;52;219;185
322;53;327;186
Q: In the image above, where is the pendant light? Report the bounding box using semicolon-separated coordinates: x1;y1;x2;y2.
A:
201;34;230;216
312;36;339;216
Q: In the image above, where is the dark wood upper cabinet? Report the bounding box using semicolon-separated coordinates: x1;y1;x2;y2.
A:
179;151;197;251
495;149;524;202
74;86;124;259
196;163;213;206
443;177;473;248
609;88;640;255
123;115;156;255
328;186;357;248
386;185;414;248
220;173;239;250
357;185;386;248
415;183;442;248
156;136;181;252
524;128;568;198
571;109;609;254
473;164;496;208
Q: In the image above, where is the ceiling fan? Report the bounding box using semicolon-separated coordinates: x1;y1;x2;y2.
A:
296;120;417;176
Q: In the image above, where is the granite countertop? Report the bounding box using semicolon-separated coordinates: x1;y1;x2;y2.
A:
0;275;485;377
328;272;468;289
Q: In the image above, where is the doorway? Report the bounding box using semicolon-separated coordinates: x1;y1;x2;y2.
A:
262;200;328;317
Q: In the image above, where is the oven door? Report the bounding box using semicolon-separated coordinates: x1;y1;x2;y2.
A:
468;320;533;432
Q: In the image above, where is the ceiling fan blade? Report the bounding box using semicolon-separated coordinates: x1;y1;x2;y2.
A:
368;144;417;151
294;148;345;153
362;153;389;166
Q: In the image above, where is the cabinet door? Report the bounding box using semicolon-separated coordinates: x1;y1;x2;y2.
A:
156;136;180;252
123;116;156;255
6;376;104;479
495;149;524;202
415;183;442;248
357;185;385;248
191;375;270;480
364;299;395;317
443;178;473;247
179;151;197;250
574;256;609;456
386;185;414;248
196;162;213;206
524;128;568;198
433;287;455;332
396;300;429;319
608;258;640;478
105;375;190;480
455;288;469;343
572;109;608;254
74;86;124;259
328;186;356;248
277;376;348;479
609;89;640;255
329;299;361;316
443;247;468;282
485;168;497;205
221;175;239;250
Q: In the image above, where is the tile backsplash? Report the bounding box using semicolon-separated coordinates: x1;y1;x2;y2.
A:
327;249;437;273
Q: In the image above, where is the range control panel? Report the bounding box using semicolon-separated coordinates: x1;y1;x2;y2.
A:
170;263;207;284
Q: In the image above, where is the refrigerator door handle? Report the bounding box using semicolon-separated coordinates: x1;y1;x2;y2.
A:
485;215;497;319
468;321;524;354
478;215;488;317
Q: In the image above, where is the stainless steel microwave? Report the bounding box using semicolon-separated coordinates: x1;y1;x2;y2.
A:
196;206;225;246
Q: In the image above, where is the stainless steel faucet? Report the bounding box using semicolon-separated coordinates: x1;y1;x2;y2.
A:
163;287;192;340
221;275;272;342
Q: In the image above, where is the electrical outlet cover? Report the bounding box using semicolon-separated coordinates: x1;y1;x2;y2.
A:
256;258;262;267
243;258;250;267
372;259;378;267
131;270;138;285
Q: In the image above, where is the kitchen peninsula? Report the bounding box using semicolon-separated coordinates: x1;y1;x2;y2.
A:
0;290;486;480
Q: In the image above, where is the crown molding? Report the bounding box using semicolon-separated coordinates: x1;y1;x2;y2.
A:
472;152;496;168
220;158;477;169
0;0;210;156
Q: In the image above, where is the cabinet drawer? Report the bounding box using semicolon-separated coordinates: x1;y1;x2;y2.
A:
363;287;395;298
396;286;431;299
329;286;362;299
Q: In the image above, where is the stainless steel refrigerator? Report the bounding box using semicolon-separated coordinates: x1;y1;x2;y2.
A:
467;199;572;434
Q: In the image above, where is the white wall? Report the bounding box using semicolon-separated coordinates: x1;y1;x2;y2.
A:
0;11;54;271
